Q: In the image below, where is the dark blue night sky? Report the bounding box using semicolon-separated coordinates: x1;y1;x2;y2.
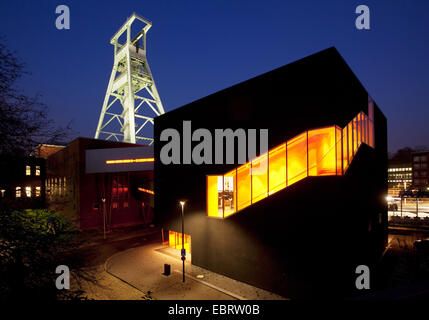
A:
1;0;428;152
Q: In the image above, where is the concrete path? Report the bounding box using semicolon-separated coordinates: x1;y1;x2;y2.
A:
105;243;286;300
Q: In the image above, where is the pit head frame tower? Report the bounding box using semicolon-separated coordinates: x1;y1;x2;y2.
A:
95;13;165;144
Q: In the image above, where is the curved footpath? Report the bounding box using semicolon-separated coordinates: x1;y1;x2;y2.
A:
104;243;286;300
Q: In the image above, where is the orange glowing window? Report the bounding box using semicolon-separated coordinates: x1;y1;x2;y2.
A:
268;143;286;195
168;231;191;253
206;111;374;219
251;153;268;203
336;127;342;176
357;113;361;147
342;126;348;172
237;163;252;211
308;127;336;176
348;122;353;163
106;158;154;164
353;117;358;155
287;132;308;186
223;170;236;217
207;175;223;218
363;113;368;145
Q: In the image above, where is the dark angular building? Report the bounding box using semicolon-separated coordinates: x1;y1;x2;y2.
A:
154;47;387;298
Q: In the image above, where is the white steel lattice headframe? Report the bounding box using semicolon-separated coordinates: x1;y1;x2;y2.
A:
95;13;165;144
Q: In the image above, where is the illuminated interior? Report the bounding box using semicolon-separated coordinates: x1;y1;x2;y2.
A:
168;230;191;253
207;111;375;218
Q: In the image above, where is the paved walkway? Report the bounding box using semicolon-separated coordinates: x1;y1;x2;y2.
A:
105;244;286;300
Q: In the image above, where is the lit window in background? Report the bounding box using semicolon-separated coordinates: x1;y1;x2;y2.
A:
35;186;41;197
106;158;154;164
35;166;40;176
26;165;31;176
16;187;21;198
25;186;31;197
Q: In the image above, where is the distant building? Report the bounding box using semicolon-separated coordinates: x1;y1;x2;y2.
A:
34;144;65;159
0;155;45;209
46;137;154;229
412;151;429;190
387;163;412;196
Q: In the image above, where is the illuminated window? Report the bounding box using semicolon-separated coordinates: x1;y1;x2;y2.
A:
287;132;308;186
26;165;31;176
112;202;118;209
206;111;373;219
25;186;31;198
268;144;286;195
168;230;191;253
342;126;348;171
223;170;236;217
123;202;129;208
368;98;375;147
237;163;252;210
35;166;40;176
251;153;268;203
348;122;353;163
308;127;336;176
112;175;129;200
207;175;223;218
336;127;342;175
35;186;41;197
353;117;358;155
16;187;22;198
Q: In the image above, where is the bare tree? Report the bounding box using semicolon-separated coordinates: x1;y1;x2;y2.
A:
0;37;72;156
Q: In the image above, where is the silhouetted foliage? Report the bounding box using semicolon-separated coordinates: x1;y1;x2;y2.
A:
0;37;71;156
0;209;84;300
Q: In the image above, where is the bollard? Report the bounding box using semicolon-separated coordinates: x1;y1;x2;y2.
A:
163;263;171;276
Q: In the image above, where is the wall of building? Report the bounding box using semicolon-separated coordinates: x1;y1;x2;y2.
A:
47;138;154;229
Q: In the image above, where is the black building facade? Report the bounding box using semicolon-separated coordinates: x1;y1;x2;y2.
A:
154;47;387;298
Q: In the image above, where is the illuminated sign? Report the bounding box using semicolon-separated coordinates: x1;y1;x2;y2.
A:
106;158;154;164
138;187;155;195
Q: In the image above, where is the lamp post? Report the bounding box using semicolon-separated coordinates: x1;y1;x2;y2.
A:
179;201;186;282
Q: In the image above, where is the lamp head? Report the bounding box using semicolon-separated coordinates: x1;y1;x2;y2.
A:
179;201;185;207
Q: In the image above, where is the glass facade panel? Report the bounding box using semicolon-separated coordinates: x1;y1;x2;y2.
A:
206;110;374;218
308;127;336;176
169;231;191;253
348;122;353;164
342;126;348;172
357;113;361;148
223;170;236;217
207;175;223;218
268;143;286;195
336;126;342;175
287;132;308;185
252;153;268;203
353;117;358;155
237;163;252;211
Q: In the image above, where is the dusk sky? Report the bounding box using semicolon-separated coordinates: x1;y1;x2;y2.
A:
1;0;428;153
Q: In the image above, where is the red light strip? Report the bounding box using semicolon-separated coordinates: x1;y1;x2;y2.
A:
106;158;154;164
138;187;155;195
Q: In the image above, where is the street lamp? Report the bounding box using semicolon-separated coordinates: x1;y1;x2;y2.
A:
179;200;186;282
